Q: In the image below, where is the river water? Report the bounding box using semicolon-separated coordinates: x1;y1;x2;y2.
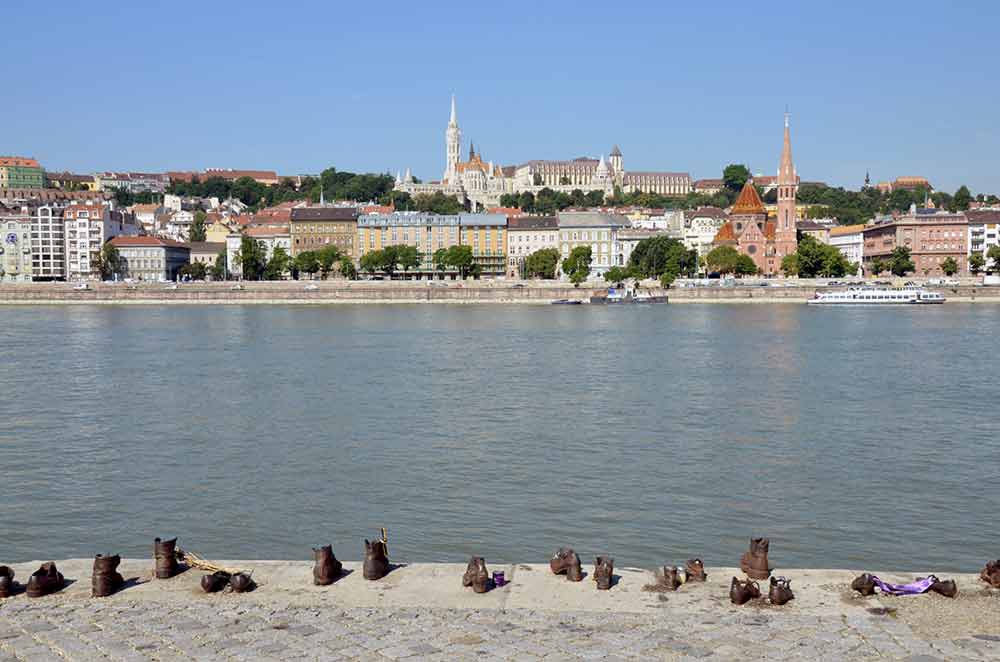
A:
1;304;997;571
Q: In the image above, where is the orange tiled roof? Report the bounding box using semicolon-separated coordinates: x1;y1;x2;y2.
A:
763;221;776;240
110;236;188;248
731;181;766;215
0;156;41;168
829;223;866;236
713;222;736;242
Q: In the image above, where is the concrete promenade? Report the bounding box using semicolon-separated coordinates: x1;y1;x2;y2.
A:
1;281;998;305
1;560;998;660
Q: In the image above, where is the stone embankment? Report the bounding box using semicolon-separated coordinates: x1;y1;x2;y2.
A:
1;281;998;305
1;559;998;660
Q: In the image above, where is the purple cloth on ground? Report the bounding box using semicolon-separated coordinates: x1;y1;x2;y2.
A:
870;575;936;596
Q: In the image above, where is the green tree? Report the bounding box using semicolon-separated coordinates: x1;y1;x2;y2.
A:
236;236;267;280
953;185;972;211
360;250;382;276
889;246;915;277
316;244;342;278
626;236;698;282
523;247;560;279
445;245;475;278
987;245;1000;273
781;253;799;276
413;191;464;214
339;256;358;280
723;164;750;192
433;247;449;277
704;245;741;274
210;250;227;280
265;245;291;280
189;211;207;242
396;245;421;277
112;187;134;207
870;257;887;277
562;245;592;285
734;254;758;275
940;256;959;276
96;243;122;280
179;262;208;280
969;253;985;274
294;251;320;278
604;266;630;285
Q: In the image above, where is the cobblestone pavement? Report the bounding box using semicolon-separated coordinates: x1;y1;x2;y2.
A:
3;600;1000;661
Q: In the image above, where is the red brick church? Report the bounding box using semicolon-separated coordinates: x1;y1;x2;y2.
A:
712;116;800;275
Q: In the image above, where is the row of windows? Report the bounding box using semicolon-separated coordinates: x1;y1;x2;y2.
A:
561;231;609;241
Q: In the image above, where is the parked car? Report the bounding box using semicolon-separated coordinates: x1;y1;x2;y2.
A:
304;283;319;291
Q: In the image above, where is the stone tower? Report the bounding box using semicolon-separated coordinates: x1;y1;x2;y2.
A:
609;145;623;175
444;95;461;184
774;113;798;259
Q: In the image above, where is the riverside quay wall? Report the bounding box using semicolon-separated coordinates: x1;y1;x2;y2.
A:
0;281;998;304
1;560;999;661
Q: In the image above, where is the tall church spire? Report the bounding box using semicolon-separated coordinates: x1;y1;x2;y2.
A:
778;111;794;184
444;94;462;183
775;111;798;260
449;94;457;127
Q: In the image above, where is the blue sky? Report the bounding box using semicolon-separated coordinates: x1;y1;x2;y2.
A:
3;0;998;193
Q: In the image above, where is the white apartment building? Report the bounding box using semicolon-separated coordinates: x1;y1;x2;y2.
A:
828;224;865;276
0;208;32;282
556;211;630;279
63;202;139;280
683;207;729;257
30;205;66;280
506;215;558;277
967;210;1000;271
226;226;291;278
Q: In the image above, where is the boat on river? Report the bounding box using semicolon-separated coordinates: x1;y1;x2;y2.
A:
808;287;945;305
590;287;668;304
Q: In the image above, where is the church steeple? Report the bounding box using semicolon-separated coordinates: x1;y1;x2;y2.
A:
444;94;462;183
449;94;457;127
775;111;798;258
469;142;475;160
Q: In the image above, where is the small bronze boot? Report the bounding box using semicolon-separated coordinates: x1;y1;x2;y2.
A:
313;545;343;586
462;557;490;593
659;566;682;591
927;576;957;598
594;556;614;590
768;576;794;605
229;573;254;593
549;547;574;575
153;537;179;579
92;554;125;598
730;577;759;605
565;550;584;582
363;538;389;580
0;566;14;598
685;558;706;582
980;560;1000;585
26;562;64;598
851;573;876;596
739;538;770;580
200;571;229;593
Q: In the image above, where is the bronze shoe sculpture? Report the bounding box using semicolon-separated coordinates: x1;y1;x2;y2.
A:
739;538;771;580
659;566;682;591
730;577;760;605
313;545;343;586
229;573;254;593
685;558;706;582
565;550;584;582
363;538;389;580
92;554;125;598
549;547;575;575
768;576;794;605
26;562;65;598
927;576;957;598
593;556;614;590
462;557;491;593
0;566;14;598
981;560;1000;587
200;571;230;593
851;573;876;596
153;537;179;579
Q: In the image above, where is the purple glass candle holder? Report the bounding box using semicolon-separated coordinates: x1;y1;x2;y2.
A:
492;571;505;587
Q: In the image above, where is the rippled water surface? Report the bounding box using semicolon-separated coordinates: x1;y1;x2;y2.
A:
1;304;997;570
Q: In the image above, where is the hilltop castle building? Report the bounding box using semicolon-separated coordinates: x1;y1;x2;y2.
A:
394;97;691;209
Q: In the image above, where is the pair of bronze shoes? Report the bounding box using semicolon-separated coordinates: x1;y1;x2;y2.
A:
313;545;343;585
730;576;794;605
462;557;491;593
550;547;583;582
851;573;957;598
739;538;771;580
26;562;65;598
981;560;1000;588
660;559;708;591
92;554;125;598
200;571;254;593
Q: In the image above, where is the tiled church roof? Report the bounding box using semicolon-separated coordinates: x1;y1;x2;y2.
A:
731;180;766;215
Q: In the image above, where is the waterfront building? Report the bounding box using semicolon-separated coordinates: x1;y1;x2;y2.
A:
225;226;291;279
0;157;46;189
187;241;226;268
110;236;190;282
862;205;968;276
506;215;558;278
163;209;195;241
628;209;684;232
711;115;800;275
966;210;1000;270
0;206;33;282
63;201;140;280
30;205;67;281
357;212;507;277
828;224;865;275
94;172;169;194
289;206;358;257
683;207;728;257
617;228;674;269
557;211;630;279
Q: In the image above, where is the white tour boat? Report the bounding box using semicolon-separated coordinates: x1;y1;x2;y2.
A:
808;287;945;305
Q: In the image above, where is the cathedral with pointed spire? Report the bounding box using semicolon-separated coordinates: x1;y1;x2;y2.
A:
711;114;801;276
